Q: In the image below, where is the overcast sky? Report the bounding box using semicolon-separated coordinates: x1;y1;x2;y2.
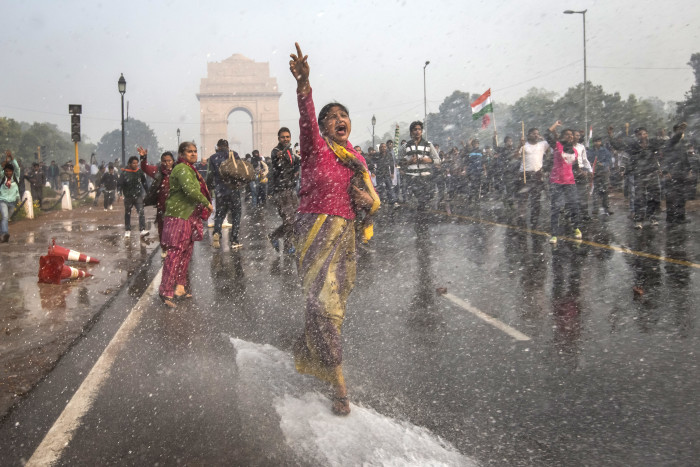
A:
2;0;699;154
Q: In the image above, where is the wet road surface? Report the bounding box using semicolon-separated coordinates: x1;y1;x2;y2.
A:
0;196;698;466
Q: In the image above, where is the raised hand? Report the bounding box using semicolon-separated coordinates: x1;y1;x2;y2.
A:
289;42;310;93
137;146;148;157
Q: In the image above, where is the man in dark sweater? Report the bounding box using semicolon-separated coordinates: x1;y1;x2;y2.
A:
662;123;692;224
25;163;46;206
119;156;148;237
370;142;397;206
268;127;300;253
100;163;119;210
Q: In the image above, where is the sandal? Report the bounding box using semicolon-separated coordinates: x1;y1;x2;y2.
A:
159;295;177;308
331;396;351;416
173;293;192;301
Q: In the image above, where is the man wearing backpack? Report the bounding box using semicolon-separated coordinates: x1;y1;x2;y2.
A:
207;139;243;250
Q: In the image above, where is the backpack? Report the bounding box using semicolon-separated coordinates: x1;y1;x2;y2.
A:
219;150;255;188
143;172;163;207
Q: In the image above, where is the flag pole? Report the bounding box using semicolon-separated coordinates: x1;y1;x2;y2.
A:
521;121;526;184
490;89;499;148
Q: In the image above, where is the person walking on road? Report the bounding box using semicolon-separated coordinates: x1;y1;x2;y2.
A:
24;162;46;207
100;163;119;210
1;151;21;243
139;147;175;256
268;126;300;254
662;123;692;225
289;42;379;416
119;156;148;238
206;139;243;250
545;121;583;244
588;137;615;217
401;121;440;210
158;142;212;308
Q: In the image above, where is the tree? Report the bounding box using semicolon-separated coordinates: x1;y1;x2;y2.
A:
676;52;700;139
96;118;160;165
0;117;22;154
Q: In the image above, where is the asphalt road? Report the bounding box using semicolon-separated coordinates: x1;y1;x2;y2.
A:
0;197;698;466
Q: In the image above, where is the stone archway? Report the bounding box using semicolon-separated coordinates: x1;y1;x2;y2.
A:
197;54;281;159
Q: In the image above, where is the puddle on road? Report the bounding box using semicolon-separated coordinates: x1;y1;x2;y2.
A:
229;338;476;466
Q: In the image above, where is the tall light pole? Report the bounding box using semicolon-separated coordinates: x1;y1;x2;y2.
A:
177;128;181;147
423;60;430;136
564;9;588;146
371;115;376;149
118;73;126;167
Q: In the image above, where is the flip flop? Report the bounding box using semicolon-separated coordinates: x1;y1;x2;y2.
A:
159;295;177;308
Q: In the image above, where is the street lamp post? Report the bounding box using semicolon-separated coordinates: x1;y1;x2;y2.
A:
177;128;181;147
423;60;430;136
371;115;376;149
118;74;126;167
564;9;588;146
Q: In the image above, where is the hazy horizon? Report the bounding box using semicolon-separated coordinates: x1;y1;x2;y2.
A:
2;0;698;155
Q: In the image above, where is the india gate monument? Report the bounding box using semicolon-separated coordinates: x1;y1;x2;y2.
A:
197;54;281;158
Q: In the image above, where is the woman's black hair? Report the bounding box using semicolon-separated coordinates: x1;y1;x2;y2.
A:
318;102;350;126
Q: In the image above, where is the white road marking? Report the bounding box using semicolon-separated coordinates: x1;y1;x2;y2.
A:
26;269;162;467
441;293;531;341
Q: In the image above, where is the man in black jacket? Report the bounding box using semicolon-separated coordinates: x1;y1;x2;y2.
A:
25;163;46;206
370;143;397;206
268;127;300;253
608;126;669;228
662;123;692;224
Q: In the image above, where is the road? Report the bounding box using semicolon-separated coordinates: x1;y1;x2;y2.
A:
0;196;698;466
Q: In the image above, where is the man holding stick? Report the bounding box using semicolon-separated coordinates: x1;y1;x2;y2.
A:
517;127;550;227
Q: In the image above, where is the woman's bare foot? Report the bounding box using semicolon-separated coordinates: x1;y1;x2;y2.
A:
331;395;350;416
331;382;350;416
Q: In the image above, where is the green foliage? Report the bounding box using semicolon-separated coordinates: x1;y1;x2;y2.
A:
676;53;700;141
96;118;161;164
0;117;22;154
0;118;97;166
422;81;672;148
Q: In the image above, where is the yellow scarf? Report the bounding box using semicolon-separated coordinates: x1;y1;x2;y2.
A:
325;138;381;243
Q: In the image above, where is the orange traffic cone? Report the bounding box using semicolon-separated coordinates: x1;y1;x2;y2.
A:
38;255;92;284
48;238;100;264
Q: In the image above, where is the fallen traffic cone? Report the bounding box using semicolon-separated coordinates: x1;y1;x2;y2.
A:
38;255;92;284
48;238;100;264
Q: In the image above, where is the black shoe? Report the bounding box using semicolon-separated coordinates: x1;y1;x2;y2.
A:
1;233;9;243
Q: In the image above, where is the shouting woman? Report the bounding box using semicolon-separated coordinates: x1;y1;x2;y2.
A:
289;43;380;416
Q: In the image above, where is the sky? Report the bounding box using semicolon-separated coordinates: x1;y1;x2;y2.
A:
2;0;699;155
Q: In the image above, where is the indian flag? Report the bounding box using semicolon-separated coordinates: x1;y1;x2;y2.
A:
471;89;493;120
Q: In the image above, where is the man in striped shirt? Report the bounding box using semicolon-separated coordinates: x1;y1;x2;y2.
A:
400;121;440;210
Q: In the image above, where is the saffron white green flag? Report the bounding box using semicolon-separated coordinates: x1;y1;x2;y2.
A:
471;89;493;120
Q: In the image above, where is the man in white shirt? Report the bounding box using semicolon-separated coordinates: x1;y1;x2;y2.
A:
518;127;550;226
572;130;593;220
